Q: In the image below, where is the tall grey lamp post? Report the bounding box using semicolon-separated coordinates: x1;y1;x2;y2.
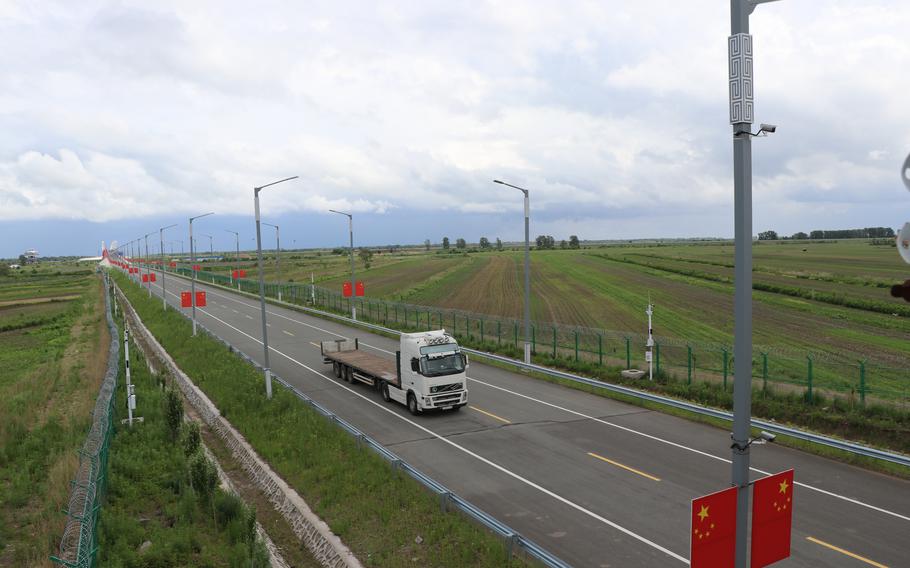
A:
225;229;240;288
493;179;532;364
159;223;177;310
199;233;214;257
329;209;357;320
262;222;282;301
254;176;298;400
143;231;155;297
729;1;780;566
189;212;214;336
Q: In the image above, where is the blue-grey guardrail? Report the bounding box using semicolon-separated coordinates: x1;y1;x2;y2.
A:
113;275;572;568
148;267;910;469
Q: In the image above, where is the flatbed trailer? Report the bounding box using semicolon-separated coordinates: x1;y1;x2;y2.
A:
320;331;468;414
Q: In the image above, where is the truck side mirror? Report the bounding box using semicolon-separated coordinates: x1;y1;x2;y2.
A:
410;357;419;372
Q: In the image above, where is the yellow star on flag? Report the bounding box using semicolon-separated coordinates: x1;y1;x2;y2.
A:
697;505;709;522
779;479;790;494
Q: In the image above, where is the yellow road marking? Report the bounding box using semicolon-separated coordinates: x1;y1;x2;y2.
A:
587;452;661;482
283;330;294;337
806;537;889;568
469;406;511;424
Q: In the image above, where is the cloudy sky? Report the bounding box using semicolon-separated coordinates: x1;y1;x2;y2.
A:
1;0;909;257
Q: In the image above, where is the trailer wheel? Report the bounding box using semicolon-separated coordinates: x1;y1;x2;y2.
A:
380;381;391;402
407;393;420;415
345;366;354;383
333;362;341;378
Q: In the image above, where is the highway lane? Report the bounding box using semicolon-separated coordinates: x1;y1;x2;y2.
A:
130;269;909;567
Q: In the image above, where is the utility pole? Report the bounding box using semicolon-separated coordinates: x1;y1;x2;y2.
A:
729;2;780;566
329;210;356;320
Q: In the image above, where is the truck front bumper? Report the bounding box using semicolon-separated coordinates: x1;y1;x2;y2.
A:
422;390;467;408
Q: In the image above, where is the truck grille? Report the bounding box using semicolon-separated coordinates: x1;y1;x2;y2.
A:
434;383;462;393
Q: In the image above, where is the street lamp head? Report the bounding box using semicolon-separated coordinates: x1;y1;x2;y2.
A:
759;123;777;135
190;212;215;222
329;209;352;218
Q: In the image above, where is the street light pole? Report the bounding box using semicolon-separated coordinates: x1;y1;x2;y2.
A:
329;209;357;320
189;212;214;336
494;179;532;364
254;176;298;400
729;2;780;566
143;232;155;297
159;224;177;311
225;230;240;289
263;222;282;301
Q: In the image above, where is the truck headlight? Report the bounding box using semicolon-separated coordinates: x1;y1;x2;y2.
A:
430;386;438;393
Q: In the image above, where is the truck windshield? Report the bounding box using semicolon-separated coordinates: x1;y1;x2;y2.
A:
420;353;466;377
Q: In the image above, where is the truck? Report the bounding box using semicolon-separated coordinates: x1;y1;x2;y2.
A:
320;330;468;415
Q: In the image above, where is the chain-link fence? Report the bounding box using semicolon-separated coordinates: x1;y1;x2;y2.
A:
165;265;910;408
50;275;119;568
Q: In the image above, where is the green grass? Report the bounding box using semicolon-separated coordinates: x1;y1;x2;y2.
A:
99;343;270;567
113;271;529;568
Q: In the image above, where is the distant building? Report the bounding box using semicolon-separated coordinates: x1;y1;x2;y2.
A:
23;249;39;264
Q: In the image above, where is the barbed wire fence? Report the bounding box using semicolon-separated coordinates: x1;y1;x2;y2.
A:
174;266;909;408
50;273;119;568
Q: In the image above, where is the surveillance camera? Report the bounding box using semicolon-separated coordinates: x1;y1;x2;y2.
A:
759;123;777;134
760;431;776;443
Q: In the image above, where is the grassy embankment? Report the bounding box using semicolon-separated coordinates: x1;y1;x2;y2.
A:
113;271;529;567
98;332;271;566
0;266;103;567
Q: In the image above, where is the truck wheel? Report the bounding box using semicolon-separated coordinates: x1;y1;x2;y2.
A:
345;366;354;383
407;393;420;416
380;381;391;402
333;362;341;378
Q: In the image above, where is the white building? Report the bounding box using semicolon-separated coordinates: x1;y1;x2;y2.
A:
23;249;39;264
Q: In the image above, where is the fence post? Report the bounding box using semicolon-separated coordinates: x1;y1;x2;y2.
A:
722;348;729;391
625;337;631;369
806;355;814;403
655;342;661;377
497;320;501;345
466;316;471;340
598;334;603;366
514;322;518;348
859;360;866;407
687;345;692;385
762;352;768;394
574;330;579;362
404;306;408;328
552;327;557;359
531;325;536;354
480;319;485;343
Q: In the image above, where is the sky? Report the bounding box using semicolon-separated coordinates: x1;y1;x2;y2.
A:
1;0;909;258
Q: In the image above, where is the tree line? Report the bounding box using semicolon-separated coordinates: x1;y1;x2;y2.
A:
436;235;581;250
757;227;896;241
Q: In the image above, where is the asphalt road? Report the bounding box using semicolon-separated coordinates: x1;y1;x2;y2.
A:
130;267;909;567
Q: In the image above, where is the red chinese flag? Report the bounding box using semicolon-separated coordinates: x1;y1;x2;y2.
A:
691;486;738;568
180;291;192;307
169;261;176;268
355;281;365;296
150;273;157;282
232;270;238;279
239;269;247;277
195;291;207;307
751;469;794;568
142;274;149;283
343;281;353;297
193;264;201;271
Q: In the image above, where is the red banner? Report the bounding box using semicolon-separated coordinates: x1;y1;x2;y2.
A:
239;269;247;277
169;261;176;268
232;270;238;279
181;291;192;307
343;281;353;297
150;273;157;282
142;274;149;283
195;291;207;307
193;264;201;271
355;281;365;296
751;469;794;568
691;486;737;568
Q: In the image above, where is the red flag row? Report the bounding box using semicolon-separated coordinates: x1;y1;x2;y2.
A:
231;269;248;279
342;281;365;297
180;291;206;308
691;469;794;568
141;273;157;283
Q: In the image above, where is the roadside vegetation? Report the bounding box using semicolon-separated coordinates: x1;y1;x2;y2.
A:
113;271;528;567
98;340;270;567
0;264;103;567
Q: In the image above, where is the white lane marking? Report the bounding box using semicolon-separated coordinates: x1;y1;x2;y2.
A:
283;330;294;337
174;292;688;564
245;314;253;319
231;308;239;314
153;271;910;523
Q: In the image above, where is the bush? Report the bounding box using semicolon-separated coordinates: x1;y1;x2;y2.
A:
165;388;183;440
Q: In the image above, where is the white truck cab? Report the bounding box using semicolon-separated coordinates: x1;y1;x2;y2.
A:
395;330;469;413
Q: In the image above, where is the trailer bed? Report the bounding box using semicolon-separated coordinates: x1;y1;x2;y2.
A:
328;349;397;381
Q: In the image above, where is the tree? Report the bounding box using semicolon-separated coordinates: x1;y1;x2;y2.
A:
0;264;9;277
791;231;808;240
495;238;503;251
569;235;580;249
165;388;183;440
183;421;201;457
479;237;491;249
809;230;824;239
18;254;27;265
535;235;556;249
455;238;467;249
424;239;431;251
757;230;779;241
442;237;450;250
358;248;374;269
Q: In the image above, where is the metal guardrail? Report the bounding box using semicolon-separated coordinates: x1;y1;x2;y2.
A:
114;274;572;568
153;267;910;469
51;274;120;567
